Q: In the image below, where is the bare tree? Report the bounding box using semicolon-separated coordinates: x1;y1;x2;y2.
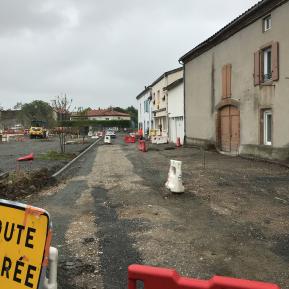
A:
51;94;73;153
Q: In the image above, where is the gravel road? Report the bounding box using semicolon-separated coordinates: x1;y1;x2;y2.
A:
19;136;289;289
0;136;93;173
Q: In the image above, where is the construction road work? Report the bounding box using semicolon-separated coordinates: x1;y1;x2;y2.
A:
17;136;289;289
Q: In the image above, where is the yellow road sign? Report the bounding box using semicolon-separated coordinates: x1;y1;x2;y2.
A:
0;199;52;289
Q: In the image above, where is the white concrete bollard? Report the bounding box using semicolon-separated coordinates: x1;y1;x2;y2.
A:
165;160;175;190
165;160;185;193
151;136;157;144
43;247;58;289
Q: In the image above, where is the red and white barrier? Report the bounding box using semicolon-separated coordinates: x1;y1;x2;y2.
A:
128;265;280;289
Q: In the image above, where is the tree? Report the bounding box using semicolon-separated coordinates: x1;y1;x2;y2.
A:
113;106;126;113
51;94;73;153
51;94;72;121
13;102;23;110
17;100;56;128
76;106;91;116
112;106;138;128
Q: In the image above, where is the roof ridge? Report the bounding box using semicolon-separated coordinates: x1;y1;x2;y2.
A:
179;0;288;62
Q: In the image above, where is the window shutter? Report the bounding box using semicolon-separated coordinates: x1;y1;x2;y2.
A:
226;64;232;97
254;51;261;86
222;65;227;98
272;41;279;81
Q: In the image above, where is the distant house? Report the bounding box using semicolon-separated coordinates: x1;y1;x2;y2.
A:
87;108;131;121
70;108;131;121
166;78;184;145
180;0;289;160
136;86;153;135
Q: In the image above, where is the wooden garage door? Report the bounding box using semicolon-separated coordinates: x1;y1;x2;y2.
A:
220;106;240;153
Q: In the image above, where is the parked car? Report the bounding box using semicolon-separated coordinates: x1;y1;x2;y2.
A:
106;130;116;138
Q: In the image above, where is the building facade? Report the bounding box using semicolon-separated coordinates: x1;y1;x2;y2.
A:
167;78;184;144
136;87;153;135
151;67;183;135
87;109;131;121
180;0;289;160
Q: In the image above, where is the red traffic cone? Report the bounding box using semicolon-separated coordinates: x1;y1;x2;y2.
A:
17;153;34;162
176;137;181;148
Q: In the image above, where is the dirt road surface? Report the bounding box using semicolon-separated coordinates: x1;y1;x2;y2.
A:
22;137;289;289
0;136;92;172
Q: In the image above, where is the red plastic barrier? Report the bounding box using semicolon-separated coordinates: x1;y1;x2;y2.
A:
17;153;34;162
124;135;136;144
138;140;142;150
124;135;130;143
138;140;148;152
128;265;280;289
130;136;136;143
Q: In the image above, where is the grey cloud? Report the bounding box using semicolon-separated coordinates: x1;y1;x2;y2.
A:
0;0;259;109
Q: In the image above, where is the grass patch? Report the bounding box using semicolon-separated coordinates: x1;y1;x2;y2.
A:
38;150;76;160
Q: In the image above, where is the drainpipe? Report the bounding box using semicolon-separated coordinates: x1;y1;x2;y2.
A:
178;59;185;144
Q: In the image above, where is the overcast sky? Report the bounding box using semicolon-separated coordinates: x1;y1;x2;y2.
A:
0;0;259;110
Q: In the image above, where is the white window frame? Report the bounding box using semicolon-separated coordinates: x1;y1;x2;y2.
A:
264;110;272;145
263;47;272;82
263;15;272;32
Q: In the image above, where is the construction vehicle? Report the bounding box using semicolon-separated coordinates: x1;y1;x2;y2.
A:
29;120;48;139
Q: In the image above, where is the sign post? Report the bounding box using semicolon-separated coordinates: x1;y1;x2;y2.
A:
0;199;52;289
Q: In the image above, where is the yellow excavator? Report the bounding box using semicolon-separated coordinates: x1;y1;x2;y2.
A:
29;120;47;139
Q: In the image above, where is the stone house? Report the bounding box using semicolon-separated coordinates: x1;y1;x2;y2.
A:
179;0;289;160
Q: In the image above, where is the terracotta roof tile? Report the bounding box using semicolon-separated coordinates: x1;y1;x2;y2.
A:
87;109;130;117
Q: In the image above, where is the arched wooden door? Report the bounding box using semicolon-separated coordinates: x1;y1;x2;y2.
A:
219;106;240;153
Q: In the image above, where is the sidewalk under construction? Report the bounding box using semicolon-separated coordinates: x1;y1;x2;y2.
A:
19;137;289;289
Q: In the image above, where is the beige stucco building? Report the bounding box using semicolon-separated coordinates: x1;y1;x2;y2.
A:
180;0;289;160
151;67;183;134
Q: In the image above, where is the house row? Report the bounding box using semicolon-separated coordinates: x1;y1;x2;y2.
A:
136;67;184;144
137;0;289;161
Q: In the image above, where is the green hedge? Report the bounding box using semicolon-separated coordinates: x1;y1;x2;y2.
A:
59;119;131;128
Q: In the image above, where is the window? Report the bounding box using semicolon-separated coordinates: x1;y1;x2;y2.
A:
263;15;272;32
144;100;149;113
263;47;272;81
254;42;279;85
157;90;160;104
263;110;272;145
